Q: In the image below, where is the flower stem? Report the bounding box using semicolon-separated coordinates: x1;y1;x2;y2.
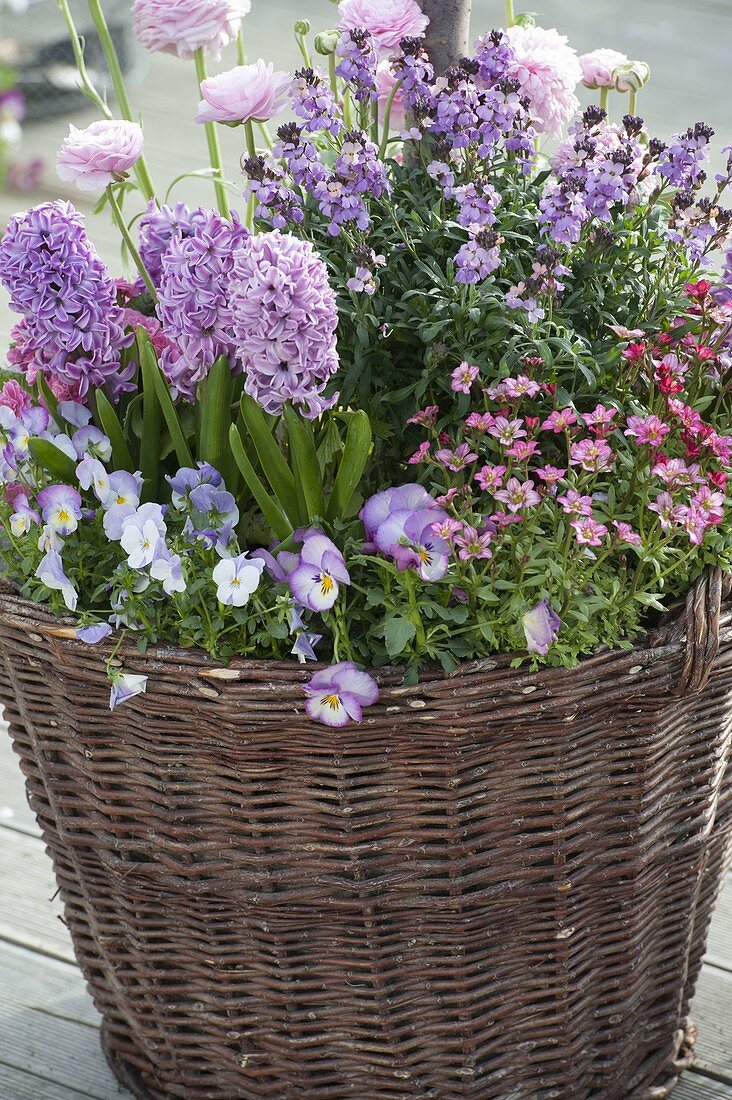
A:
84;0;155;201
600;87;609;114
244;120;258;161
378;77;404;159
629;88;637;115
504;0;515;27
236;26;247;65
194;48;231;218
106;186;158;301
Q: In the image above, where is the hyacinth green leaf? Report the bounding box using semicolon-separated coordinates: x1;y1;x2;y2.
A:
145;357;194;470
238;394;299;524
326;410;372;522
36;375;60;423
94;389;135;473
283;405;325;523
137;329;162;502
229;424;293;541
199;356;236;488
28;438;77;484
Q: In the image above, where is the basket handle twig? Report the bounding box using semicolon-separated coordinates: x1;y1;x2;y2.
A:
675;565;730;696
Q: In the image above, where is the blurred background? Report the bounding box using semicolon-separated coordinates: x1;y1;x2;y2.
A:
0;0;730;351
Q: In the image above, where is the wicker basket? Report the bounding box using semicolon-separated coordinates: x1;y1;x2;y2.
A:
0;569;731;1100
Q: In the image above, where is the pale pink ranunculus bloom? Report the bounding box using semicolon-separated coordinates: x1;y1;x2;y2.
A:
376;60;406;129
579;48;629;90
133;0;251;62
196;61;291;125
337;0;429;53
56;120;144;192
505;24;582;139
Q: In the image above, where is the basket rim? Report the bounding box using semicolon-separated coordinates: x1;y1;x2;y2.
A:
1;575;729;696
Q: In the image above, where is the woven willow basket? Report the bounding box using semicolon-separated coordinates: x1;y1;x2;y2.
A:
1;570;731;1100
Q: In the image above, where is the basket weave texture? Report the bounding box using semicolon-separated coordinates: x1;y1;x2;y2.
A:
0;570;731;1100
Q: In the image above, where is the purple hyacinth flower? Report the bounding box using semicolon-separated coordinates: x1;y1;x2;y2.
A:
109;670;148;711
35;549;77;611
289;533;350;612
522;599;561;656
77;623;113;644
291;631;323;663
36;484;83;536
302;662;379;727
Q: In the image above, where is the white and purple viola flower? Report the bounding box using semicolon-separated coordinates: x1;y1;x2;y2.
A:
9;492;40;536
289;531;350;612
361;484;451;582
109;670;148;711
119;502;167;568
522;599;561;656
212;551;265;606
36;484;83;536
150;541;186;595
35;549;77;611
302;662;379;727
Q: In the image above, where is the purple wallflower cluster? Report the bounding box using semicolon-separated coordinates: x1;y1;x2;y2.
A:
656;122;714;190
335;29;378;103
0;201;133;400
138;199;210;287
315;130;391;236
230;230;340;417
156;209;249;400
244;153;305;229
291;67;342;136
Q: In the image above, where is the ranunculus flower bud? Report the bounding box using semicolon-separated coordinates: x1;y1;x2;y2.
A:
294;19;311;36
315;30;341;56
196;61;291;126
579;47;629;90
56;120;144;192
336;0;428;53
613;60;651;93
133;0;251;62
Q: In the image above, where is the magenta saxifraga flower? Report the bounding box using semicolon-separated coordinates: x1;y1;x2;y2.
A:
0;201;133;398
302;662;379;727
156;210;249;401
196;61;291;126
133;0;251;61
336;0;429;53
56;120;143;192
230;230;340;418
505;24;581;138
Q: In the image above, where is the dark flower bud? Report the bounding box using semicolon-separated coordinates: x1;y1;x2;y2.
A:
648;137;666;159
622;114;644;136
582;105;607;128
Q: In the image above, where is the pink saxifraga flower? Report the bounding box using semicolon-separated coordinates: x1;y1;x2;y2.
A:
454;525;493;562
451;360;480;394
337;0;429;53
557;490;594;517
56;120;144;192
505;24;581;138
493;477;542;513
196;61;291;125
407;440;431;465
133;0;251;61
407;405;439;427
475;464;507;492
571;516;608;547
569;437;615;473
465;412;494;432
541;407;577;433
612;521;642;547
489;416;527;448
624;414;671;447
435;442;478;472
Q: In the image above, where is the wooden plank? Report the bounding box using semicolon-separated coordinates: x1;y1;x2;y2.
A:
675;1074;732;1098
0;827;74;963
707;879;732;974
692;964;732;1083
0;1063;102;1100
0;940;132;1098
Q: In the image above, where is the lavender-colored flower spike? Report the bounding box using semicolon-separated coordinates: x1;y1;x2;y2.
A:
156;210;249;401
230;230;340;418
0;202;133;399
522;599;561;656
302;662;379;727
138;199;210;288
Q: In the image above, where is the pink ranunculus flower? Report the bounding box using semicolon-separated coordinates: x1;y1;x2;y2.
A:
505;24;581;139
56;120;144;192
337;0;429;53
133;0;251;61
196;60;291;126
579;48;629;90
376;59;406;129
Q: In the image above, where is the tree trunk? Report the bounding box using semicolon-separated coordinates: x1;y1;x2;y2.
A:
421;0;472;75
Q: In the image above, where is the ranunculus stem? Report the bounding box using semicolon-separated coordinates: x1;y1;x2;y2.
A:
106;186;158;301
378;78;404;159
84;0;155;201
244;120;258;161
629;88;637;115
236;27;247;66
505;0;515;27
600;87;609;114
194;48;231;219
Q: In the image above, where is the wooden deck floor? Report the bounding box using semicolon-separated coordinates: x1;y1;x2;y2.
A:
0;724;730;1099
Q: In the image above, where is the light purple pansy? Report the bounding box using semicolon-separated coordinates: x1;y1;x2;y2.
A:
375;507;451;582
77;623;113;644
361;483;435;544
35;549;77;610
72;426;112;462
302;662;379;727
9;492;40;536
57;401;93;428
109;670;148;711
149;541;186;595
36;484;83;536
167;463;223;509
289;533;350;612
76;456;111;503
522;599;561;656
